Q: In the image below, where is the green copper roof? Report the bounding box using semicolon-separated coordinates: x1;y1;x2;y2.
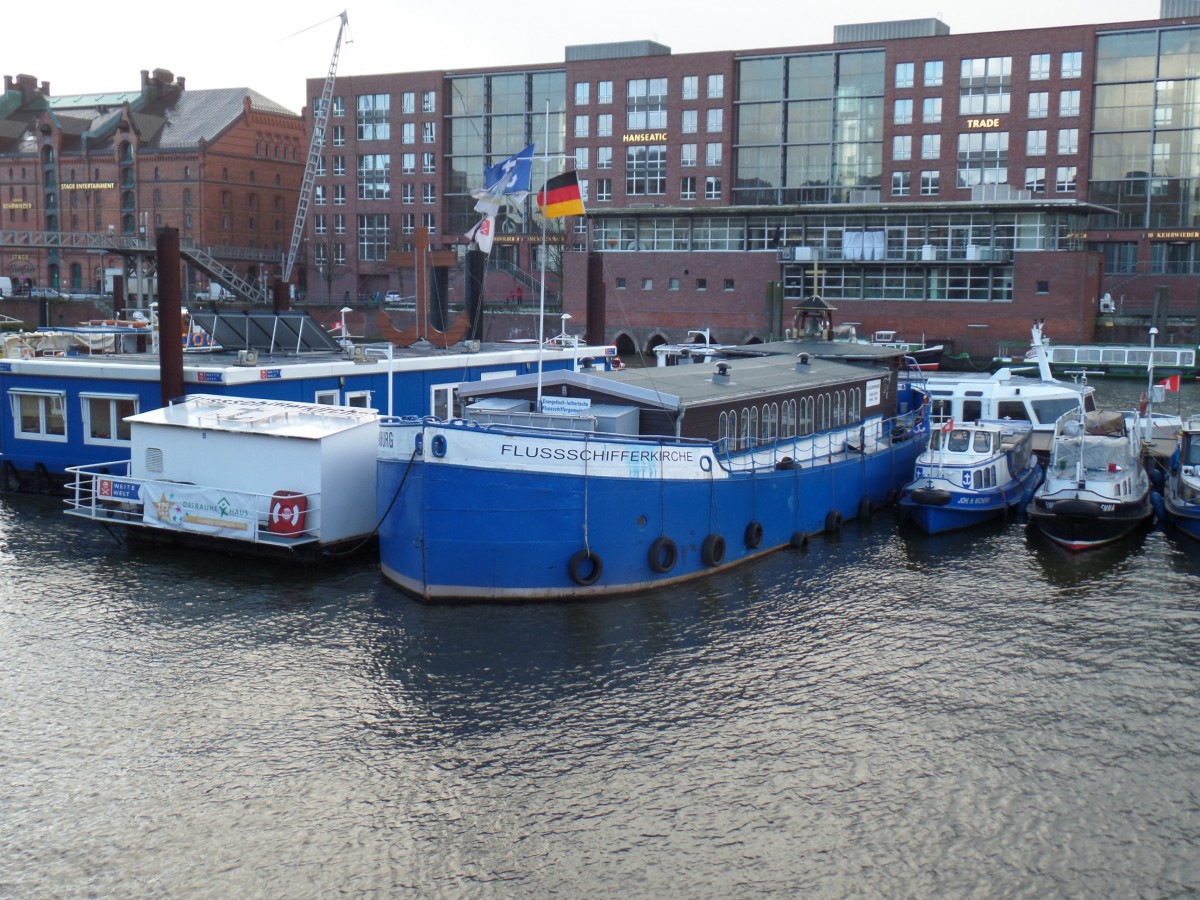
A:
48;91;142;109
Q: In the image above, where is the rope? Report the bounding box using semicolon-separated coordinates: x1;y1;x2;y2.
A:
324;438;419;559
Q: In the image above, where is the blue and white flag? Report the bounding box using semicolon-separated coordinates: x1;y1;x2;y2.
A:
482;144;534;196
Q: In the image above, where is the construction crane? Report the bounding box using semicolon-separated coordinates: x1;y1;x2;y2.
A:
282;10;349;285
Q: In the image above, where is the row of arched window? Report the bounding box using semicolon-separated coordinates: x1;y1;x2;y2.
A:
717;388;865;452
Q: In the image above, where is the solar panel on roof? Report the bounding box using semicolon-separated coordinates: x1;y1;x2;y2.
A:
187;310;343;354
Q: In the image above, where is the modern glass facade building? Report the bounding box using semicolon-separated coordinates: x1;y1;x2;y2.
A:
303;3;1200;356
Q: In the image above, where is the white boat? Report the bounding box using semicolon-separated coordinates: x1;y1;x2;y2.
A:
653;329;731;366
868;330;944;370
899;419;1043;534
1027;408;1155;550
1032;340;1198;379
907;320;1095;456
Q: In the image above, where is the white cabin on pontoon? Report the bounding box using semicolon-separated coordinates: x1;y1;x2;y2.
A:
64;395;382;560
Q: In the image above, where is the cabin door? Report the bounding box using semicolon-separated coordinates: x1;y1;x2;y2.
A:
430;383;459;420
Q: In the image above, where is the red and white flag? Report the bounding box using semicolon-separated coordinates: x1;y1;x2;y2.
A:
941;418;955;433
1159;374;1182;392
465;213;496;254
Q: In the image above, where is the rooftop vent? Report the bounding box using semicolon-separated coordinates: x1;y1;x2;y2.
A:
713;362;731;385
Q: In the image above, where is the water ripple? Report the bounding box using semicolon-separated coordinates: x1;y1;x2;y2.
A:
2;457;1199;897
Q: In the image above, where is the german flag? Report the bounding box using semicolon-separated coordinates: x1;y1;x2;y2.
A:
537;171;585;218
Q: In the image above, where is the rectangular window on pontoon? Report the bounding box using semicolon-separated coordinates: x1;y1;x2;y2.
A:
81;394;138;444
12;390;67;441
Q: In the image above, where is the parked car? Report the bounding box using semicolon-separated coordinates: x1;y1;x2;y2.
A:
30;287;65;299
384;291;402;303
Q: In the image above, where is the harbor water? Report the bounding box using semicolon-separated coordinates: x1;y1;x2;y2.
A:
2;378;1199;897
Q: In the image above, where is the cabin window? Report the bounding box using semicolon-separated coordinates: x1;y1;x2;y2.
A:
81;394;137;444
963;400;982;421
973;431;992;453
430;384;459;419
849;388;862;423
314;390;339;405
996;400;1031;421
833;390;847;426
742;406;755;450
345;391;374;410
781;400;796;437
11;390;67;441
817;394;831;431
799;397;815;435
947;430;970;452
726;410;737;451
762;403;778;442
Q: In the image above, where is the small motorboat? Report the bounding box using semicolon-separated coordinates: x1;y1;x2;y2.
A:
1161;415;1200;541
1027;408;1155;550
869;330;944;370
899;419;1043;534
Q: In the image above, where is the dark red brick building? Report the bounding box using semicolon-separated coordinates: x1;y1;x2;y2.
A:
0;68;304;303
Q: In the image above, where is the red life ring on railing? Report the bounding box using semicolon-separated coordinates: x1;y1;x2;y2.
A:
269;491;307;536
1138;392;1148;416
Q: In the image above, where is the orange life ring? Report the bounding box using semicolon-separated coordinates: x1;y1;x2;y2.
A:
1138;392;1148;416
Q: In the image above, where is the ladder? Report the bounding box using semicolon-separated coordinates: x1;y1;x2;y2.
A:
282;11;348;283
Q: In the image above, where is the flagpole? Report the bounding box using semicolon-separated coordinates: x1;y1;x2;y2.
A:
536;101;550;412
1146;325;1158;424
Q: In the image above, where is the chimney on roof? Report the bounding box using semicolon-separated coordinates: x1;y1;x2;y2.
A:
11;74;43;103
142;69;180;100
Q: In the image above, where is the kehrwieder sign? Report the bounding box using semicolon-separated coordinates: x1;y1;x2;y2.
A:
1147;230;1200;240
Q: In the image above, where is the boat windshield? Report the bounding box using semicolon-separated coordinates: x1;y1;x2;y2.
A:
1031;397;1083;424
1050;435;1130;478
947;429;971;452
1185;436;1200;466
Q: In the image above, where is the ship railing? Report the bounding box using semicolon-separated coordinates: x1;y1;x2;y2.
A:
62;460;323;547
378;412;926;473
716;412;924;473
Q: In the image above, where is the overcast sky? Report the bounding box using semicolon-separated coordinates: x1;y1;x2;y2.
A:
10;0;1162;114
